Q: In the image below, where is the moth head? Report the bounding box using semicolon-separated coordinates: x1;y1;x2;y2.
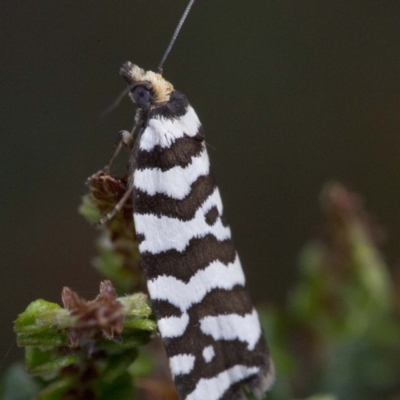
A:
120;62;174;106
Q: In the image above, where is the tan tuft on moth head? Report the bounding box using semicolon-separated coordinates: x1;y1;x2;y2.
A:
120;61;174;105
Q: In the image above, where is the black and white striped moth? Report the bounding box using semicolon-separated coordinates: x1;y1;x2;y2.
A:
100;62;275;400
97;2;274;398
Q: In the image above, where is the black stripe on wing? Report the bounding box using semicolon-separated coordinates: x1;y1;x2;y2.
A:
134;173;217;220
173;337;269;400
136;129;204;172
141;235;236;283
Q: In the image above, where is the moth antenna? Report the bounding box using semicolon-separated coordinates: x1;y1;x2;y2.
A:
100;85;133;119
204;140;216;151
101;0;196;117
157;0;196;74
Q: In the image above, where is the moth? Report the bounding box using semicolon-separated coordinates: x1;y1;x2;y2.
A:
99;62;275;400
98;3;274;399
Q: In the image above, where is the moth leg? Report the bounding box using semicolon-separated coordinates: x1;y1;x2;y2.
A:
96;127;138;225
120;129;135;149
94;186;133;227
104;129;135;173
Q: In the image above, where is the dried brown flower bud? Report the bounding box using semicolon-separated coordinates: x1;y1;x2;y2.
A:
62;280;123;347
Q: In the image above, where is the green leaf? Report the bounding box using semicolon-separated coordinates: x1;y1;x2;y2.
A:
17;332;67;347
36;377;76;400
79;194;103;223
14;300;62;334
123;318;157;331
127;351;154;378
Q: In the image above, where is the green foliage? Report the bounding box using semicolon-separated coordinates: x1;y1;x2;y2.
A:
9;282;156;400
262;183;400;400
79;172;143;293
5;166;400;400
3;170;165;400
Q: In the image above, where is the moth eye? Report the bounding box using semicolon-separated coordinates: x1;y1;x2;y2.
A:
132;85;151;105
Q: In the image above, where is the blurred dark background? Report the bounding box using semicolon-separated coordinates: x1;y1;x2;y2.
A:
1;0;399;371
